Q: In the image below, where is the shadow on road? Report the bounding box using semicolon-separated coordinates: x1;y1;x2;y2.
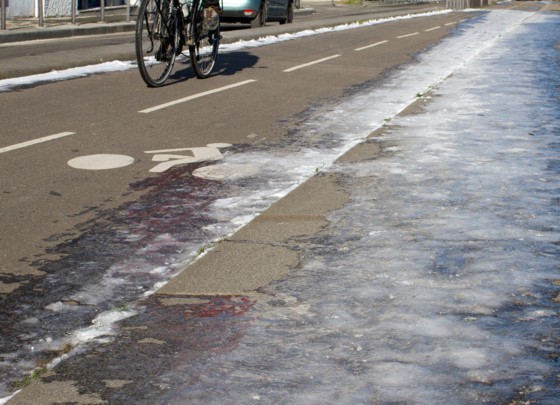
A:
167;51;260;84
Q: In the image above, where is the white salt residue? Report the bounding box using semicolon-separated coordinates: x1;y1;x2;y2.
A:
218;10;452;54
275;10;559;403
149;266;170;275
0;60;134;92
45;301;80;312
0;391;20;405
71;308;136;344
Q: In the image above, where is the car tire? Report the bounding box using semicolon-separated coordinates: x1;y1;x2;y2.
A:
279;0;293;24
250;0;267;28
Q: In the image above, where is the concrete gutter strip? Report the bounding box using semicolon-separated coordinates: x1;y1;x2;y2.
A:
157;173;349;296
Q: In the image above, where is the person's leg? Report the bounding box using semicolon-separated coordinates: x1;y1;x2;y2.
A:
202;0;220;31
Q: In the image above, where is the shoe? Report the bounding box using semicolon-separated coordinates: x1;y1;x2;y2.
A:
202;7;219;31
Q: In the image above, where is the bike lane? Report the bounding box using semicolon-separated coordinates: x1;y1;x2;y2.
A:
4;5;560;404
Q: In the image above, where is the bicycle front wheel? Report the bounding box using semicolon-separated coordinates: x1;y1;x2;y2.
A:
135;0;180;87
189;12;220;79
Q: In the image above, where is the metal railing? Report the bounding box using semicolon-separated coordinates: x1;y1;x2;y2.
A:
379;0;443;4
380;0;486;7
1;0;6;30
1;0;133;30
446;0;488;9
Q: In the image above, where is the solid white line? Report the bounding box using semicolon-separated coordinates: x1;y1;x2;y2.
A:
0;132;76;154
354;40;389;51
283;54;341;73
139;80;257;113
425;26;441;32
396;32;420;39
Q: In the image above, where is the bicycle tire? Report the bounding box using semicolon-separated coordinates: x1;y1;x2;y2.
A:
135;0;180;87
188;4;220;79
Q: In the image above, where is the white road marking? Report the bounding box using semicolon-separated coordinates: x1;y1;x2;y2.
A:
138;80;257;113
0;132;76;154
445;22;456;26
425;26;441;32
283;54;341;73
354;40;389;52
396;32;420;39
144;143;231;154
146;143;231;173
67;154;135;170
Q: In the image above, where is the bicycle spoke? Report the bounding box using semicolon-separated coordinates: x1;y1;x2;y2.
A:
135;0;179;87
188;7;220;79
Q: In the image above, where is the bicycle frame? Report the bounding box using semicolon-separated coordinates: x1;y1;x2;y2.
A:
135;0;221;86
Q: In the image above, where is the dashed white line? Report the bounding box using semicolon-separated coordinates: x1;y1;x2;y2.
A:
445;22;456;26
283;54;341;73
138;80;257;113
396;32;420;39
425;26;441;32
0;132;76;154
354;40;389;52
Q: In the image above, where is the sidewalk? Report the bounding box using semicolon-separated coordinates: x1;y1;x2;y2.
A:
0;5;137;42
0;1;320;43
0;1;444;44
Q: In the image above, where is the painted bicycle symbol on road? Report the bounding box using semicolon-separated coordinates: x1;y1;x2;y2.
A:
67;143;232;173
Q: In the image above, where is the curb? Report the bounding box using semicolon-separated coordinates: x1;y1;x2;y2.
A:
0;22;136;43
0;7;316;44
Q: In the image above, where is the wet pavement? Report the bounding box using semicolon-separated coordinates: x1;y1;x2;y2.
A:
2;2;560;405
146;9;560;404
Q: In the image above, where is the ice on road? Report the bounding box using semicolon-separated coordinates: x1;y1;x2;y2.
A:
2;6;560;405
160;8;560;404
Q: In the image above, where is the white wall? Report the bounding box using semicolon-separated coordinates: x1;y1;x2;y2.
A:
44;0;71;16
6;0;36;18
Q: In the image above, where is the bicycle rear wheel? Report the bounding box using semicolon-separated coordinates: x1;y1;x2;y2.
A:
135;0;180;87
189;9;220;79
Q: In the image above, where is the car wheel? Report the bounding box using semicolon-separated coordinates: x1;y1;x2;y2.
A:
250;0;267;28
279;0;293;24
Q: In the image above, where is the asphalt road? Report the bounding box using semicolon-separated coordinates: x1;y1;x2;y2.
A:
0;1;446;79
1;0;544;401
0;5;463;289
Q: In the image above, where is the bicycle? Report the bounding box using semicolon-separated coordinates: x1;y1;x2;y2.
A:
135;0;221;87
